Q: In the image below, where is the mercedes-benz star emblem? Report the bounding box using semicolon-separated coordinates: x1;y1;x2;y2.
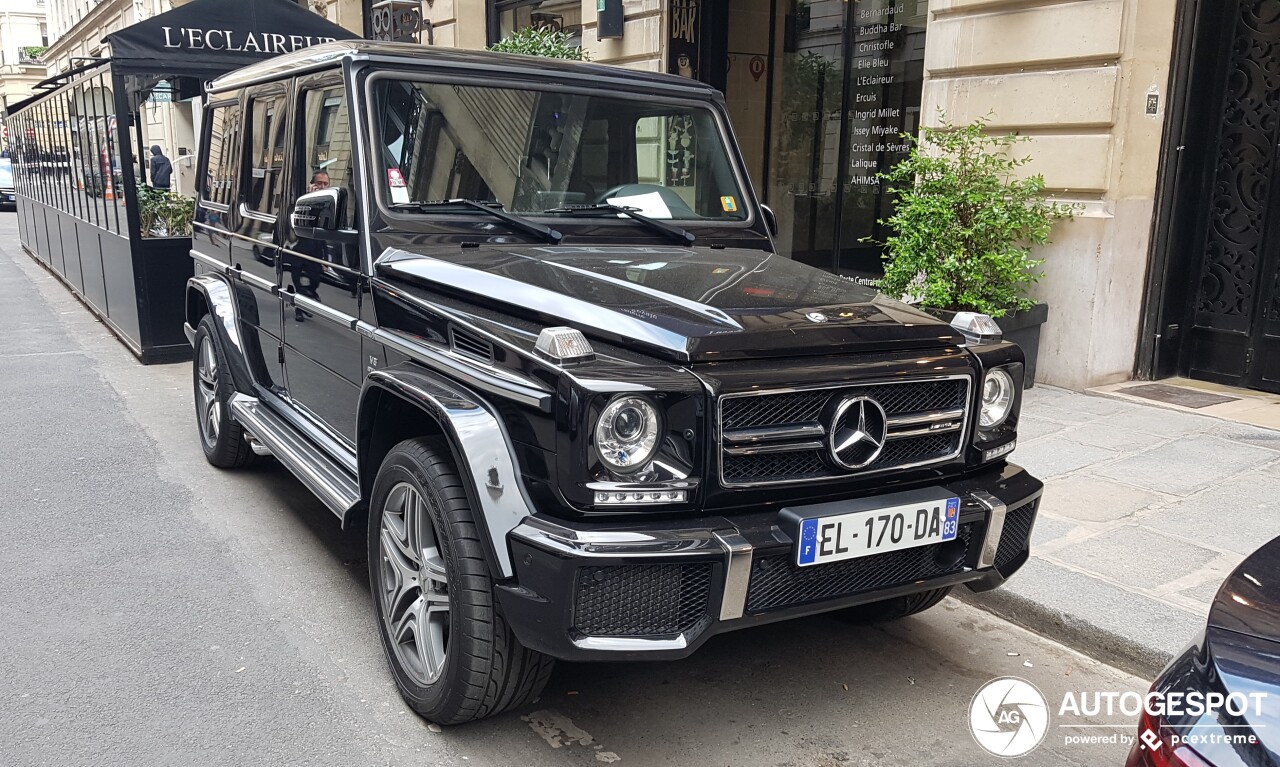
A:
829;396;889;469
805;311;828;323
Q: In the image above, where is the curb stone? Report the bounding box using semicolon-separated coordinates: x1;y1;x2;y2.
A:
955;587;1171;680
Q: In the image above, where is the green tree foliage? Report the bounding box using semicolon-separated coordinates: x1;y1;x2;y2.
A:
872;116;1078;317
488;27;587;60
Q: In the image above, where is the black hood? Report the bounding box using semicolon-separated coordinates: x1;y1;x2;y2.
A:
375;245;963;363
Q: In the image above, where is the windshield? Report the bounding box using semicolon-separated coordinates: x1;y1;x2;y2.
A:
0;159;12;189
371;79;748;222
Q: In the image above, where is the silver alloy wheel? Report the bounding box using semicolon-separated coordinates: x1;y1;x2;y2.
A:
196;335;221;446
379;481;450;686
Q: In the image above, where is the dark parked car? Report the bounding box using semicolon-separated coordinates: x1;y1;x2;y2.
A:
184;40;1043;724
1126;536;1280;767
0;158;15;211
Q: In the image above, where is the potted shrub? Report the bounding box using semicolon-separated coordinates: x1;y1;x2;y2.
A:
489;27;588;60
137;185;195;238
871;115;1078;387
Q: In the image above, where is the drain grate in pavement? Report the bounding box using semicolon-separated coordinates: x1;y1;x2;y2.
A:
1119;383;1239;409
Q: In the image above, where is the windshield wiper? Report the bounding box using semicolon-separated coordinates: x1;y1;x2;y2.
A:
544;203;695;245
391;199;562;244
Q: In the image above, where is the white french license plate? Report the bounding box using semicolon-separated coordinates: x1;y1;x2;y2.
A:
796;496;960;567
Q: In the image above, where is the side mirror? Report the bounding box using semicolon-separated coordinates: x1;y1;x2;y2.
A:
760;204;778;237
291;187;357;244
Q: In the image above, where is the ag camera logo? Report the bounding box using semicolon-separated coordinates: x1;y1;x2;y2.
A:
969;677;1050;757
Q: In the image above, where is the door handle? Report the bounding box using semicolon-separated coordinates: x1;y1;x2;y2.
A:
290;292;359;330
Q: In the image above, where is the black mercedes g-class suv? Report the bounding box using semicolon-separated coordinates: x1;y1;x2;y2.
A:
185;40;1042;725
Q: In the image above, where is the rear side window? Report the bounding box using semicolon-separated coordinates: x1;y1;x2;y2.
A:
244;94;288;215
201;101;241;209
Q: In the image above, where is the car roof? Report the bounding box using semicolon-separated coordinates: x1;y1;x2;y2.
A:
208;39;719;98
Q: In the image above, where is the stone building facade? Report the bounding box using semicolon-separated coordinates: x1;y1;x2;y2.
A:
0;0;50;113
22;0;1277;396
436;0;1181;392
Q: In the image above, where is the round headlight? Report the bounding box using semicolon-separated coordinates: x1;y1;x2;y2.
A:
594;396;661;474
980;368;1016;428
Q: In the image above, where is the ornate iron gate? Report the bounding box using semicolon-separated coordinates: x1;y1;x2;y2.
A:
1181;0;1280;392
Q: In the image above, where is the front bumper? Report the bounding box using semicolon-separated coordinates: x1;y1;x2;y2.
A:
498;463;1042;661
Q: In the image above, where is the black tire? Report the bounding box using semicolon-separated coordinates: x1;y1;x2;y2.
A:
192;315;256;468
836;587;953;625
368;438;554;725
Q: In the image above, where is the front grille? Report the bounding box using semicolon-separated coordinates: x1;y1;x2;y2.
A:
722;450;828;483
878;433;956;467
721;390;833;430
745;524;975;613
995;500;1038;571
719;377;971;487
573;563;713;637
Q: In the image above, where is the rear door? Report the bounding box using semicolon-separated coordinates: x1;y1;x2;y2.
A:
279;74;364;444
193;94;283;390
227;85;290;388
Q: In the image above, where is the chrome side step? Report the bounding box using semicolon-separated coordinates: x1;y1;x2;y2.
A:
228;394;361;522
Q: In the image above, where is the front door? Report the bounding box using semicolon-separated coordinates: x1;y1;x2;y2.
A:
1174;0;1280;393
280;77;364;444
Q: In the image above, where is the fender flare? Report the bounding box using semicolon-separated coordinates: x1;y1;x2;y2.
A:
358;365;536;579
185;274;256;395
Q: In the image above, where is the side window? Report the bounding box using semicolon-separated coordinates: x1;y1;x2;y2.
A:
245;94;288;215
200;100;241;212
301;86;355;229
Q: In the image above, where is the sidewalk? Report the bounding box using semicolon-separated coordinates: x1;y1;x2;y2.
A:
961;384;1280;677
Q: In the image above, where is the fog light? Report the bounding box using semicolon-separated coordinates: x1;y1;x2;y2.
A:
982;440;1016;463
594;490;687;505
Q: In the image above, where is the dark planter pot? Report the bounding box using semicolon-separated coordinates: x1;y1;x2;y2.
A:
924;303;1049;389
997;303;1049;389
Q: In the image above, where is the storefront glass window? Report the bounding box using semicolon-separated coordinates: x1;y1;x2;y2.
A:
764;0;846;271
836;0;928;278
724;0;930;280
491;0;583;44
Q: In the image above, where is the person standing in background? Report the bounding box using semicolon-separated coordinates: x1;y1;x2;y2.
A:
149;145;172;191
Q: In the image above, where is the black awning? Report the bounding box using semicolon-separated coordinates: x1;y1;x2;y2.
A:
104;0;359;77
